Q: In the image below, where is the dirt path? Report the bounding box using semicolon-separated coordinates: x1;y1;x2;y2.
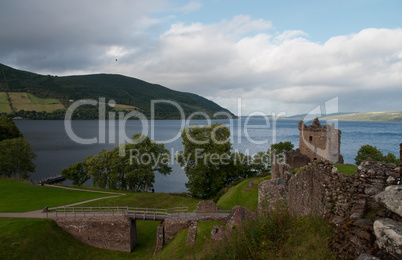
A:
0;185;125;219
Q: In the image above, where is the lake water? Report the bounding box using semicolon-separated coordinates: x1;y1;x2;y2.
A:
15;119;402;193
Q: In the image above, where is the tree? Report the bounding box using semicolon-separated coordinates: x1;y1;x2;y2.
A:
177;123;260;198
0;137;36;179
61;160;90;186
383;152;400;165
62;134;171;192
120;134;171;192
0;117;22;141
354;144;397;165
177;123;232;198
252;151;271;175
270;141;294;155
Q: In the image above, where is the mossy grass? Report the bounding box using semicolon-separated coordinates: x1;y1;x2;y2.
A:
0;178;116;212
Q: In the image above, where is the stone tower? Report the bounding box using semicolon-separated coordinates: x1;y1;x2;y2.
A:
298;117;343;164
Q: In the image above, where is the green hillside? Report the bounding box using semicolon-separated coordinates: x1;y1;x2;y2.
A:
321;111;402;122
0;63;234;119
285;111;402;122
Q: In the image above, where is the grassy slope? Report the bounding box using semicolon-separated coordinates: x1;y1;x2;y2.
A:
216;176;270;212
0;178;115;212
0;92;12;113
0;63;234;118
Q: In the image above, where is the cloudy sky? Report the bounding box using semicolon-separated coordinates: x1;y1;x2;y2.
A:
1;0;402;116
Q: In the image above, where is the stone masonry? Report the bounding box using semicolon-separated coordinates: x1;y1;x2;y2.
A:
298;117;343;164
55;216;137;252
258;155;401;259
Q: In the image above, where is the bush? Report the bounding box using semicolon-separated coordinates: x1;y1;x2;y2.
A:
202;204;335;259
355;144;400;165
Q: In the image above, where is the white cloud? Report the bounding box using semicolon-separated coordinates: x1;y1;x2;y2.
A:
1;1;402;116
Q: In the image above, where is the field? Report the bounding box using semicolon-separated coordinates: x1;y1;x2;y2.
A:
0;92;12;113
7;92;64;112
113;104;139;111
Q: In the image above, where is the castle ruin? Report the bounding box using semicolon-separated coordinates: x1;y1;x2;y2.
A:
297;117;343;164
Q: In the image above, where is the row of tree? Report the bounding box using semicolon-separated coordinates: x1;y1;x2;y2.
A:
62;123;287;198
62;134;171;192
0;117;36;179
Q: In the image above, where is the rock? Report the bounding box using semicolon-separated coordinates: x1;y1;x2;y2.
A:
373;218;402;258
356;253;380;260
210;225;225;240
375;186;402;217
387;176;396;185
226;206;255;230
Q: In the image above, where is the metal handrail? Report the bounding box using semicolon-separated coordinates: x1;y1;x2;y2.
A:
53;206;189;218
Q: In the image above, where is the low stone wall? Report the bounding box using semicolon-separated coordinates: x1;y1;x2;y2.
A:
55;216;136;252
194;200;224;213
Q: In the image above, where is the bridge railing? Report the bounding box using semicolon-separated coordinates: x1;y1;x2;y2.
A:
51;206;189;218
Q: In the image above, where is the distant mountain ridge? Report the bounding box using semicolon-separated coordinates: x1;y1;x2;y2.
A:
0;63;234;119
285;112;402;122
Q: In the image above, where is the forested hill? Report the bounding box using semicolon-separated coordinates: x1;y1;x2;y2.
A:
0;63;234;119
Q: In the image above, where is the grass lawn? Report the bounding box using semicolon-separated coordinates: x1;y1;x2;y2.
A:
216;176;270;212
0;92;12;113
81;192;201;212
0;178;116;212
334;164;358;175
0;218;159;260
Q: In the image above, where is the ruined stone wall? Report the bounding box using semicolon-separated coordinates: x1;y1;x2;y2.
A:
284;148;311;169
287;162;335;218
162;219;194;244
259;157;399;259
298;118;343;164
55;216;136;252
